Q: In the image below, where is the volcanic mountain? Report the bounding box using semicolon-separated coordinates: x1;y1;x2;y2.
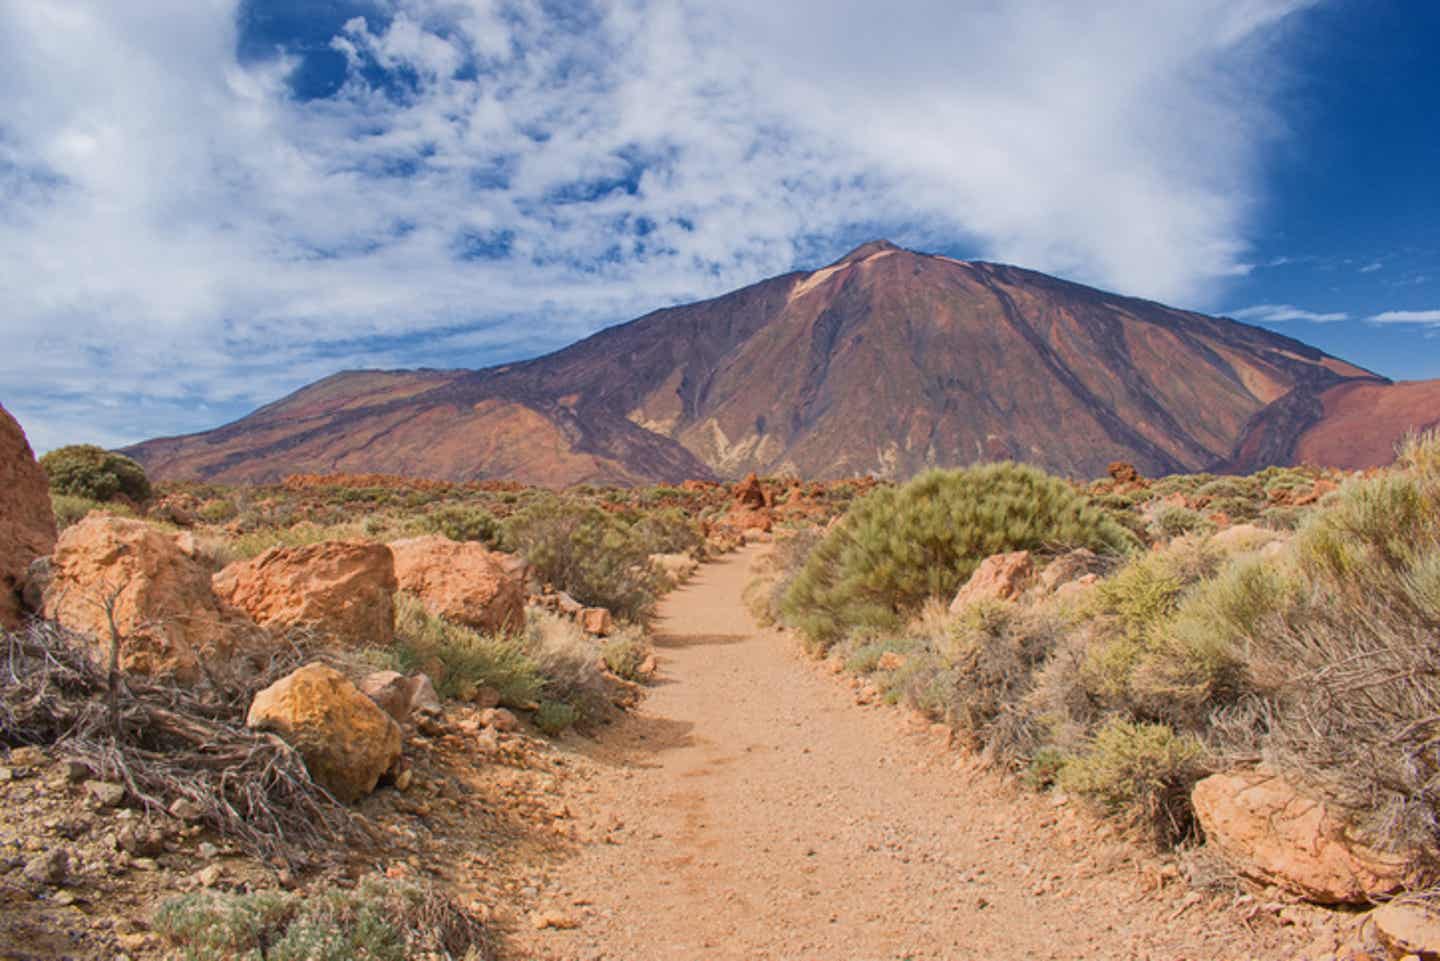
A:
126;241;1428;485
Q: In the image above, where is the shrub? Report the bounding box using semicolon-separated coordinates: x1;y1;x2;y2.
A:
629;507;704;557
154;877;493;961
600;627;653;681
781;463;1137;649
502;494;660;621
1058;718;1207;846
196;498;239;524
534;699;579;736
39;444;151;503
1150;504;1213;539
424;504;502;546
393;593;542;706
50;493;134;530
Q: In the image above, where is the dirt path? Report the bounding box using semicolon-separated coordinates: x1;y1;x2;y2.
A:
510;546;1324;961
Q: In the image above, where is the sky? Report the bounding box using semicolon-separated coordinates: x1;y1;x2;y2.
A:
0;0;1436;452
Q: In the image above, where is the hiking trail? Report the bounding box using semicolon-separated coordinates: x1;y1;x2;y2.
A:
509;545;1320;961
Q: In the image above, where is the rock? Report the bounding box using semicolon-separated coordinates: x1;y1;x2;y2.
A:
467;685;503;709
949;551;1036;612
876;651;908;671
115;824;167;857
479;708;519;733
197;865;223;888
214;541;396;645
1038;548;1104;594
733;472;769;509
22;849;69;886
148;494;199;528
0;406;57;629
389;535;525;634
637;654;658;678
84;780;127;808
554;592;584;616
1192;770;1411;904
246;663;403;803
1108;461;1141;485
42;515;267;684
360;670;443;723
1371;901;1440;960
168;798;204;821
723;505;773;533
530;909;580;930
580;607;613;636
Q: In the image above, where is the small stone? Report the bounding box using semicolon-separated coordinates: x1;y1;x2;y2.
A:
52;890;76;906
8;746;45;767
132;857;158;871
168;797;204;821
0;767;12;783
479;708;520;733
530;910;580;930
60;759;91;783
394;768;414;791
84;780;126;807
197;842;219;860
197;865;222;888
22;848;69;886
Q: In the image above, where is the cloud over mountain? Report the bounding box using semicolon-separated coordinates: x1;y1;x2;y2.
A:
0;0;1315;450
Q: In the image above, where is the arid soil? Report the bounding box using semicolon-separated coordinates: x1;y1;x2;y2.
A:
508;546;1341;961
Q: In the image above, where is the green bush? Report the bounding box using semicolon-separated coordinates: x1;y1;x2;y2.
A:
601;628;653;681
781;463;1137;649
534;699;579;736
1058;718;1207;845
629;507;704;557
197;498;239;524
393;593;542;706
1150;504;1213;539
40;444;151;503
424;504;502;546
50;492;134;530
502;494;660;621
154;877;492;961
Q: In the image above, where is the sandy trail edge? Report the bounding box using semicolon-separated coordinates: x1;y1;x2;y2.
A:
508;545;1317;961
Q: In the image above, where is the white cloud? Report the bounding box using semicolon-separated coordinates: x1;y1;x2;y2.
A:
1369;309;1440;326
0;0;1318;450
1230;303;1349;323
1360;261;1383;272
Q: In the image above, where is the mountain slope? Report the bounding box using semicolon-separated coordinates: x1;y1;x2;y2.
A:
126;241;1394;485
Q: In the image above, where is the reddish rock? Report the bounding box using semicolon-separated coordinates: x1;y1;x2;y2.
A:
949;551;1036;612
733;472;768;509
1371;901;1440;960
389;535;525;634
876;651;908;671
1107;462;1141;484
247;663;402;803
1193;770;1412;904
0;405;57;628
580;607;613;636
1294;478;1340;507
42;515;265;683
359;670;442;723
479;707;520;733
214;541;396;645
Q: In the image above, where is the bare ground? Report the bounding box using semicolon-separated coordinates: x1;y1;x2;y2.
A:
508;544;1343;961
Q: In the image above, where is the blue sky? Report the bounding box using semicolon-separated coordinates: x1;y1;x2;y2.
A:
0;0;1436;452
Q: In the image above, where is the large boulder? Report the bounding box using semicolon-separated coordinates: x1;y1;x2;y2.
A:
213;541;396;645
0;405;57;628
388;535;524;634
41;515;265;683
1370;901;1440;960
1192;770;1412;904
949;551;1036;612
247;663;402;803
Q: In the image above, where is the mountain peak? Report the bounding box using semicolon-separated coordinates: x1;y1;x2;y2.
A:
831;239;905;266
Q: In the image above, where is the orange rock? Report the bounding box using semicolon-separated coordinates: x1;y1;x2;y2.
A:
214;541;397;645
1107;461;1141;484
949;551;1036;612
1192;770;1412;904
247;663;402;803
0;405;56;628
580;607;613;636
389;535;525;634
41;515;265;683
733;472;768;509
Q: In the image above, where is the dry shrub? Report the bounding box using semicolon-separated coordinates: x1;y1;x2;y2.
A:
155;876;495;961
0;621;365;863
392;593;543;707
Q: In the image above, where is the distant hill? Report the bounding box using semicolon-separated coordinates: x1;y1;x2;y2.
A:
126;241;1435;485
